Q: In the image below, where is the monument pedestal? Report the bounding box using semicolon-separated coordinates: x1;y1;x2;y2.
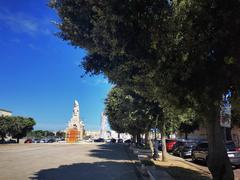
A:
66;128;80;143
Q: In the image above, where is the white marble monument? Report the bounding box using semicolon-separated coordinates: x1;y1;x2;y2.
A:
100;112;107;139
66;100;84;142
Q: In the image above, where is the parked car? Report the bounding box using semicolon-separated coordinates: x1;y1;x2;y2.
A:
24;139;32;143
192;141;240;167
32;139;41;143
118;139;123;143
40;139;48;143
111;138;116;143
166;139;177;151
124;139;132;143
84;138;93;142
47;138;56;143
7;139;17;144
94;138;105;142
172;140;197;158
158;139;177;152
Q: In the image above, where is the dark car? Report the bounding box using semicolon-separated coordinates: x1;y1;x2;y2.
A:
111;138;116;143
7;139;17;144
173;140;197;158
124;139;132;143
94;138;105;142
192;141;240;167
118;139;123;143
47;138;56;143
24;139;32;143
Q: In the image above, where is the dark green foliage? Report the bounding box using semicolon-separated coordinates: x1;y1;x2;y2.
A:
10;116;36;143
27;130;55;139
0;116;35;143
56;131;65;138
0;116;11;141
105;86;160;136
179;119;199;139
50;0;240;178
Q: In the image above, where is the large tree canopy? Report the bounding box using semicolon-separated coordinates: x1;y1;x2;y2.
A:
105;87;159;137
51;0;240;179
0;116;35;143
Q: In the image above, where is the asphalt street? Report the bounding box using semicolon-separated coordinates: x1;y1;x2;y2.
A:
0;143;140;180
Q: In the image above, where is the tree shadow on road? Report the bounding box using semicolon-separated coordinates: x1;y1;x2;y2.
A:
89;143;135;161
29;161;140;180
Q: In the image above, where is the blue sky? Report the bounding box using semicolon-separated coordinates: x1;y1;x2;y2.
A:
0;0;112;131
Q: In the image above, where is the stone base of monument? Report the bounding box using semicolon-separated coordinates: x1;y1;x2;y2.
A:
66;128;81;143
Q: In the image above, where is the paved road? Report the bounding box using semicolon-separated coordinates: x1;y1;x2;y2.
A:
0;143;140;180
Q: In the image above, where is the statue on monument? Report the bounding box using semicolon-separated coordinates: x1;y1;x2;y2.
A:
66;100;85;143
73;100;79;117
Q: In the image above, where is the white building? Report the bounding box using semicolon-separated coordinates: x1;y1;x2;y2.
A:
0;109;12;116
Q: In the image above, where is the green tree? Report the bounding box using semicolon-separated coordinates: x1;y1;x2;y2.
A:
0;116;11;142
50;0;240;178
105;87;163;145
9;116;36;143
179;119;199;140
105;87;152;145
105;86;177;161
27;130;44;138
56;131;65;138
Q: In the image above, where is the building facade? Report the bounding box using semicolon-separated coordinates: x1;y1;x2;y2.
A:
0;109;12;116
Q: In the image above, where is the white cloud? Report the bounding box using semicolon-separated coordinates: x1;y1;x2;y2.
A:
0;7;51;36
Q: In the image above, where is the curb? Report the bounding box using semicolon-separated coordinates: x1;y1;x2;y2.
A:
146;166;155;180
129;145;174;180
178;158;211;175
126;145;148;180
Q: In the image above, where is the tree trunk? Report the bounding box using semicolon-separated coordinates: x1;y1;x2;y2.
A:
206;108;234;180
17;138;19;143
137;133;141;147
133;134;137;144
161;120;168;162
185;132;188;140
145;131;149;148
226;128;232;141
149;136;154;155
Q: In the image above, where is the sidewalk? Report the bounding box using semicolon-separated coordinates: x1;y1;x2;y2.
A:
129;145;174;180
152;153;211;180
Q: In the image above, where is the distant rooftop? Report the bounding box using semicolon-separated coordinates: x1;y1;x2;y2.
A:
0;109;12;113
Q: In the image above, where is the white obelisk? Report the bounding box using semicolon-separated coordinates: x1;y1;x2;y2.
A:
100;112;107;139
